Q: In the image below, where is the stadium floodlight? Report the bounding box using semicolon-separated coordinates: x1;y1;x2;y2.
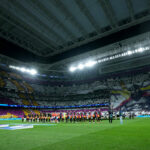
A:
9;65;37;75
68;46;150;72
69;66;76;72
123;52;125;56
137;47;144;53
20;67;26;72
15;67;20;70
85;60;97;67
30;69;37;75
127;51;132;55
9;65;15;69
78;64;84;70
145;47;149;50
26;69;30;73
98;60;101;63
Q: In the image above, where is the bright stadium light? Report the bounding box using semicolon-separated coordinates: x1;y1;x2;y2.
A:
26;69;31;73
121;53;124;56
69;66;76;72
78;64;84;70
145;47;149;50
9;65;14;69
137;47;144;53
69;46;150;72
85;60;97;67
122;52;126;56
9;65;37;75
30;69;37;75
16;67;20;70
127;50;132;55
20;67;26;72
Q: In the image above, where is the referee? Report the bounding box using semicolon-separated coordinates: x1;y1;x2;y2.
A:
109;111;113;123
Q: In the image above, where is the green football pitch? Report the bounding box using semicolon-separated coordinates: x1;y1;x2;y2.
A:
0;118;150;150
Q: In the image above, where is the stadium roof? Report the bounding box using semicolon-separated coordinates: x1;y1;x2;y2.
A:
0;0;150;72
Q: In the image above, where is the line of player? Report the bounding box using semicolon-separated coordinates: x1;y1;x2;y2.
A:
22;112;102;123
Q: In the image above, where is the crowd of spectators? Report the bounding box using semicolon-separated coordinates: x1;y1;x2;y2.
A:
0;66;150;111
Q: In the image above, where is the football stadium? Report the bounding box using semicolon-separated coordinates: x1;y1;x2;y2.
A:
0;0;150;150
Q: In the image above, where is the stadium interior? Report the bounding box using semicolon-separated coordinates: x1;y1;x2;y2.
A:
0;0;150;150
